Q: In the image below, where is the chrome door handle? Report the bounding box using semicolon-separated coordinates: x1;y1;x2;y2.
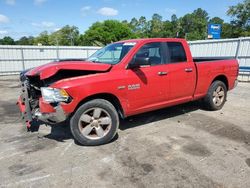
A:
185;68;193;72
158;71;168;76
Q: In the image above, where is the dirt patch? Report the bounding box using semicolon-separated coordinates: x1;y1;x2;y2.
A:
0;100;20;123
0;100;19;116
3;132;57;154
118;155;155;186
161;158;221;188
3;133;35;144
97;138;220;188
246;158;250;167
8;163;42;176
23;142;49;154
176;113;250;144
182;142;212;157
19;138;57;154
120;157;220;187
121;156;155;175
140;163;154;173
9;85;20;88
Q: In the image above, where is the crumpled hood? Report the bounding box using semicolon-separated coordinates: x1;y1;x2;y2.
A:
25;60;112;80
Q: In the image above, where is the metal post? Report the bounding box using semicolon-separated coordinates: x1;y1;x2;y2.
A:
235;38;242;59
21;48;25;70
56;46;59;61
86;49;89;58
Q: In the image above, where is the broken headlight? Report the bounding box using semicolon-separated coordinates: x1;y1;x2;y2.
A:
41;87;70;103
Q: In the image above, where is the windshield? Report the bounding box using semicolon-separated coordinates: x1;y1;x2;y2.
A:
87;42;136;65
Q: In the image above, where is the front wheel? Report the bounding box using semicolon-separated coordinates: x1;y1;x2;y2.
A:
70;99;119;146
203;81;227;111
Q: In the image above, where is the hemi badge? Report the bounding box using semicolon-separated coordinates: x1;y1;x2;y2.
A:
118;86;126;90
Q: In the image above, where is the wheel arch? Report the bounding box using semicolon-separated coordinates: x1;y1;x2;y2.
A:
74;93;125;119
211;75;229;90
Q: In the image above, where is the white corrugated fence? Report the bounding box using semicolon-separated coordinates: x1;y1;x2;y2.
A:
189;37;250;81
0;46;101;75
0;37;250;81
189;37;250;67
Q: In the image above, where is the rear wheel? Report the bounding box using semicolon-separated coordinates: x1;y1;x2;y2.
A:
70;99;119;146
203;81;227;111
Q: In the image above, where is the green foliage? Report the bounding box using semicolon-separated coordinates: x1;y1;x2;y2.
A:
228;0;250;28
129;16;150;38
0;36;15;45
227;0;250;37
34;31;50;45
49;25;80;46
80;20;135;46
209;17;224;25
1;2;250;46
178;8;209;40
16;36;34;45
150;14;164;37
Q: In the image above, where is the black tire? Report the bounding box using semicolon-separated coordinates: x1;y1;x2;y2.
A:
70;99;119;146
203;80;227;111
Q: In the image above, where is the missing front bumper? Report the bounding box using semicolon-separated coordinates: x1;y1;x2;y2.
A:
18;74;69;127
34;105;67;124
17;95;68;127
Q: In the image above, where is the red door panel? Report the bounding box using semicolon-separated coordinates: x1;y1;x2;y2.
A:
167;62;196;101
126;64;169;113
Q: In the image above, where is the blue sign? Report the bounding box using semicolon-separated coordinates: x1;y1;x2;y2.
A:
208;24;222;39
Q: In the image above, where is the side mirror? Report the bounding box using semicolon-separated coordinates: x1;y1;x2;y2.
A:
128;57;150;69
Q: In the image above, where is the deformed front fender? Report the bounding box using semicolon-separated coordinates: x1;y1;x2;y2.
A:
26;61;112;80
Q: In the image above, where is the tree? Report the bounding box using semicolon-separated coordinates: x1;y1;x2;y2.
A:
128;16;149;38
193;8;209;21
221;23;235;38
228;0;250;28
179;8;209;40
0;36;15;45
129;17;139;33
162;21;175;37
227;0;250;37
209;17;224;25
16;36;34;45
50;25;80;46
80;20;135;46
34;31;50;45
149;13;164;37
171;14;181;37
137;16;150;37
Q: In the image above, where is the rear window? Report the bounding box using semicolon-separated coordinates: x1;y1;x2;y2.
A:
167;42;187;63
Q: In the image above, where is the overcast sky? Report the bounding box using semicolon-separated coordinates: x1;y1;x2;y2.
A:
0;0;241;39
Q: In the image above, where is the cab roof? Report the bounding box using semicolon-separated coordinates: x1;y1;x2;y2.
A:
117;38;187;44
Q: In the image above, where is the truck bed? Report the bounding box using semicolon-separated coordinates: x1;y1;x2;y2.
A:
193;58;238;100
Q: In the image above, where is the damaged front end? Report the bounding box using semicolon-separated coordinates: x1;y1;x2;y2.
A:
17;72;68;131
17;60;112;131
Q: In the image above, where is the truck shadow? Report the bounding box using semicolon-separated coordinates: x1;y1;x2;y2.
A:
119;101;201;130
43;101;202;143
43;122;72;142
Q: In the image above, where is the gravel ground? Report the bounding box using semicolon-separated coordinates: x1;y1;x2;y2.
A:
0;75;250;188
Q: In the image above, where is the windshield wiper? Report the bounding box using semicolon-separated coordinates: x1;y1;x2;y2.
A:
88;60;105;64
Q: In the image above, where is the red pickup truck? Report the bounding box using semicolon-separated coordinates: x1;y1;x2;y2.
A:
17;38;239;145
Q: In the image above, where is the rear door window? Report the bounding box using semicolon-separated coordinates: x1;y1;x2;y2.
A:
167;42;187;63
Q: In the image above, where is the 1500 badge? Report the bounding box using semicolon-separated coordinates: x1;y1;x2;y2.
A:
128;84;140;90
